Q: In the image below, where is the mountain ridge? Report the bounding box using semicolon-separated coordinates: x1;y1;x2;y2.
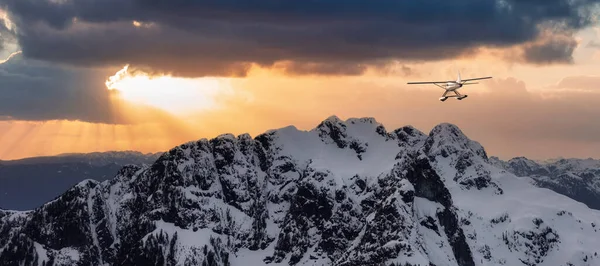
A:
0;151;162;210
1;116;598;266
490;156;600;210
0;151;163;166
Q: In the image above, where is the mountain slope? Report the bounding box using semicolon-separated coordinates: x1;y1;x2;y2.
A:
0;151;162;210
1;117;598;266
490;156;600;210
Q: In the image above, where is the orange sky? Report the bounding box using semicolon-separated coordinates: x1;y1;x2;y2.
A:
0;28;599;161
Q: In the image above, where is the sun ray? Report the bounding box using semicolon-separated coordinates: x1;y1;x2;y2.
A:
105;65;231;116
0;122;35;158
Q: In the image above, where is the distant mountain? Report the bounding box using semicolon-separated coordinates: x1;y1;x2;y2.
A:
490;156;600;210
1;116;598;266
0;151;163;167
0;151;162;210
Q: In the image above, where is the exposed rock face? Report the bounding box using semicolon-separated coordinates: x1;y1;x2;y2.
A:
1;116;599;266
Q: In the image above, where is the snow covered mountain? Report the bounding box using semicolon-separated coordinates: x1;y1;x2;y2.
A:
0;151;162;210
1;116;598;266
489;156;600;210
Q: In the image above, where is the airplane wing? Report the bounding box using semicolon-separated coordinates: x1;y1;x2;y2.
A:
407;81;452;84
460;76;492;82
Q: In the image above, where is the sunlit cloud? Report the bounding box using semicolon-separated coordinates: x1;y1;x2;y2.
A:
131;20;154;28
105;65;236;115
0;50;21;64
0;8;15;32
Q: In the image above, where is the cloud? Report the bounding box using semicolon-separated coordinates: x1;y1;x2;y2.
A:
587;40;600;48
0;0;599;77
0;55;110;122
521;31;579;64
0;54;182;124
557;75;600;91
272;61;369;76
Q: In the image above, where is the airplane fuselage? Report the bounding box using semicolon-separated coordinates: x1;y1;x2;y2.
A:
406;72;491;101
445;82;462;91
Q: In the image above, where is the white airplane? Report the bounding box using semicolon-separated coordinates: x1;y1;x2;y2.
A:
407;72;492;101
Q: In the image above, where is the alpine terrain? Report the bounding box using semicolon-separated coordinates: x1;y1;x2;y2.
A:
0;116;598;266
490;156;600;211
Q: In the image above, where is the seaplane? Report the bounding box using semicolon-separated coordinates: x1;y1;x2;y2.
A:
407;72;492;101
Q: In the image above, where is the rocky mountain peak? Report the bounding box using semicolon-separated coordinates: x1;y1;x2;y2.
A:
504;157;548;177
310;116;394;160
1;117;599;266
345;117;381;126
314;115;350;149
392;126;427;147
314;116;385;139
424;123;487;161
420;123;503;194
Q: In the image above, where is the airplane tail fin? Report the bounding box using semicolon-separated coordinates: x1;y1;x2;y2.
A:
457;71;462;83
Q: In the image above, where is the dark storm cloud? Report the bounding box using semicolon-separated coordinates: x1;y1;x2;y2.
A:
277;61;368;76
522;33;579;64
0;55;117;122
1;0;599;77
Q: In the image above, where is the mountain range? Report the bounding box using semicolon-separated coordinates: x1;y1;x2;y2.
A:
490;156;600;210
0;151;162;210
0;116;598;266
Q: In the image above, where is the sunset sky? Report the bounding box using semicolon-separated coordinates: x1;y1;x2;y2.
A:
0;1;600;160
